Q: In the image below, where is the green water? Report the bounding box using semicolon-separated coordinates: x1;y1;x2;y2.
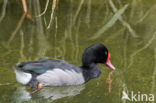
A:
0;0;156;103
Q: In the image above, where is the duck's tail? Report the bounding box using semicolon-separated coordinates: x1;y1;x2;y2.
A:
13;66;32;85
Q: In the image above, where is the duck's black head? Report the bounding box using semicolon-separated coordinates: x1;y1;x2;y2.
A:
82;44;115;70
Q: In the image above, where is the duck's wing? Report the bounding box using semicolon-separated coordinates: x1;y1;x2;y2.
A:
17;59;68;74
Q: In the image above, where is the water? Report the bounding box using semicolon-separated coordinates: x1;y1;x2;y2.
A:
0;0;156;103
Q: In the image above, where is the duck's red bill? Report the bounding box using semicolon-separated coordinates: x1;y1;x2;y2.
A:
106;60;115;70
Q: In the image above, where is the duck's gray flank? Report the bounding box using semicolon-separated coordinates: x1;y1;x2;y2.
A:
37;68;85;86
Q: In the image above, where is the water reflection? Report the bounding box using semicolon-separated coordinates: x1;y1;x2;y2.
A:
106;71;114;94
38;85;85;101
12;87;31;103
12;85;85;102
0;0;7;23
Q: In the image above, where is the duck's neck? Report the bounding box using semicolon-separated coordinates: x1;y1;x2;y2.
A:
81;63;101;82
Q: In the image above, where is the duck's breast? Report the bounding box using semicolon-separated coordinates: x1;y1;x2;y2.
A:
37;68;85;86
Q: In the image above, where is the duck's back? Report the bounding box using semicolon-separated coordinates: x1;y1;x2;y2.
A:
18;59;82;73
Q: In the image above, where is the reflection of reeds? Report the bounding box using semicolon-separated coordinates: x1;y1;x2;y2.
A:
33;0;50;58
47;0;58;29
74;18;81;63
72;0;84;26
105;28;125;43
90;4;129;40
22;0;34;22
135;5;156;25
103;0;110;23
109;0;137;38
36;0;49;17
54;16;58;58
128;31;156;69
36;0;58;29
129;0;136;19
123;33;129;69
6;14;25;48
0;0;7;23
19;30;26;62
85;0;91;28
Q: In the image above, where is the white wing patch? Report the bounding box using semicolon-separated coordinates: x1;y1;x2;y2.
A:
37;68;85;86
14;69;32;85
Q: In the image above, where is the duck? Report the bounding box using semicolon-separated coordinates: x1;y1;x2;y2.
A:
13;44;115;88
